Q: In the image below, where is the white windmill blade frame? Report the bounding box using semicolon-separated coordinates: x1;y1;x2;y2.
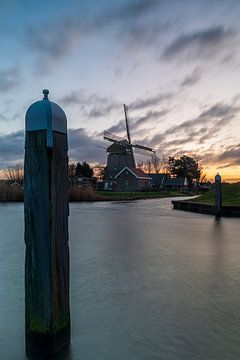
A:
103;130;127;143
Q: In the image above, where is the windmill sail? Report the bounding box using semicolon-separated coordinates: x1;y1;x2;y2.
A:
132;143;155;153
123;104;131;144
103;131;127;143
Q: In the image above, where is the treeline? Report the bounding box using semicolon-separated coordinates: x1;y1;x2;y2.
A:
69;161;105;180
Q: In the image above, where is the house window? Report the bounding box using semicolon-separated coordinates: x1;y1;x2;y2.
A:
125;180;129;186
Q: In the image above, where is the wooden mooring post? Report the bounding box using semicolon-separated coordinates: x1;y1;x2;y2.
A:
24;90;70;356
215;173;222;218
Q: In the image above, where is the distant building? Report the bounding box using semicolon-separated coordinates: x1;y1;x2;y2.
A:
149;173;170;189
148;173;188;192
71;176;97;189
163;177;188;191
105;166;152;191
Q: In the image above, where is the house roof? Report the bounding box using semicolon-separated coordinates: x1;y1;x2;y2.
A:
163;177;188;186
114;166;152;180
149;173;168;185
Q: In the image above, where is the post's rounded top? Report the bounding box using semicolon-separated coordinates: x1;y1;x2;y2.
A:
25;89;67;134
43;89;49;100
215;173;221;181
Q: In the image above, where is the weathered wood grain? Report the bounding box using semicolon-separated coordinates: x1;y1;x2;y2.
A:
24;130;70;355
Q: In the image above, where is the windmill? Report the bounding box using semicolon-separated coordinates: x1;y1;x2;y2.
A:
103;104;155;189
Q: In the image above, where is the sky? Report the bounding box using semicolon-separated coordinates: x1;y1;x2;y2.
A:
0;0;240;181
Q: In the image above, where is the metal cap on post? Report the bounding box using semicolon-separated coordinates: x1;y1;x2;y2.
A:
25;89;67;148
24;90;70;356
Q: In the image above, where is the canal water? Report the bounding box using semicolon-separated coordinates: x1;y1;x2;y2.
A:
0;198;240;359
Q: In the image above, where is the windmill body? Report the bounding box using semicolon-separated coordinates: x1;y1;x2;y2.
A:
103;105;154;191
104;141;135;181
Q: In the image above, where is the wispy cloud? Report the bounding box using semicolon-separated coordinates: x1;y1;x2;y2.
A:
0;66;21;93
118;23;167;51
163;26;235;61
180;67;201;87
216;144;240;165
68;128;106;163
0;130;24;168
24;0;161;70
0;127;107;169
60;90;120;118
104;109;169;138
133;109;169;129
130;92;174;110
144;102;240;162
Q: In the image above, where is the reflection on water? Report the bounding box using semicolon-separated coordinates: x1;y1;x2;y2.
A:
0;199;240;359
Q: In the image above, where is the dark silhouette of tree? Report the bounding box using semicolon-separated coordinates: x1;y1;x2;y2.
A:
168;155;201;188
75;162;82;177
75;161;93;178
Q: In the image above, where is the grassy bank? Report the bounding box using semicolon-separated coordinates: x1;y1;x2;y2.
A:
96;190;185;201
0;184;185;202
187;183;240;206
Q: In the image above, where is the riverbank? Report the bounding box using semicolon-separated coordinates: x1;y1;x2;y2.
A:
0;184;186;202
172;183;240;217
95;190;186;201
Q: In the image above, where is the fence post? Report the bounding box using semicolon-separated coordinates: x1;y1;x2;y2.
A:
24;90;70;356
215;173;222;218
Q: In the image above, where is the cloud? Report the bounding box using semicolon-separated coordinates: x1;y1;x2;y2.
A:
0;127;108;169
24;0;161;70
107;0;161;22
144;102;240;161
216;144;240;165
0;130;24;168
104;120;126;135
68;128;106;163
118;23;167;50
130;92;174;110
60;90;120;118
104;109;169;139
133;109;169;129
165;102;238;138
0;113;7;122
180;67;201;87
0;66;21;93
163;26;235;61
199;143;240;169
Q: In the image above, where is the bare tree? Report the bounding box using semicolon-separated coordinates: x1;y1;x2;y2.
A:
151;156;162;174
161;157;169;174
68;162;76;182
145;159;152;174
5;164;24;186
137;161;145;171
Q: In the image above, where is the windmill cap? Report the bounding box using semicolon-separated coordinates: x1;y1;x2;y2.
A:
25;89;67;134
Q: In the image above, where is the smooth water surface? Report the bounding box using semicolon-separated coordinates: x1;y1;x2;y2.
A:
0;199;240;359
